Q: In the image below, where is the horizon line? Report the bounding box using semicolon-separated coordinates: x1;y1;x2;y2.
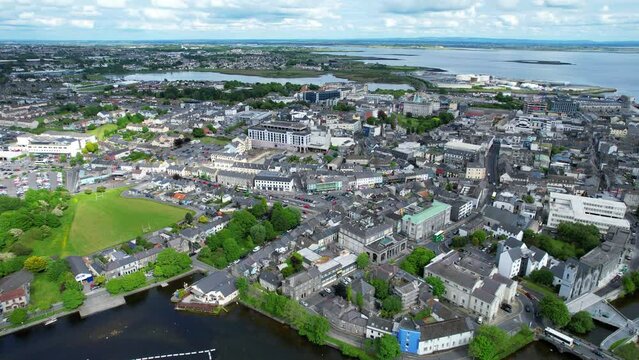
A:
1;36;639;44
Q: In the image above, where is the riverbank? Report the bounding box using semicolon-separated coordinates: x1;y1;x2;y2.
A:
0;268;201;338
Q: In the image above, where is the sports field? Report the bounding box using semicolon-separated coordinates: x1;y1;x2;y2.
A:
29;188;189;257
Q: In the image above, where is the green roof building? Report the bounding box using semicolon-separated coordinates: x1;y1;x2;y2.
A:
401;200;452;241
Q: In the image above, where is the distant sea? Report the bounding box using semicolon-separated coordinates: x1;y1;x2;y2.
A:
324;46;639;99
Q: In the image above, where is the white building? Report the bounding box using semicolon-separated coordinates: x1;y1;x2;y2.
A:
189;271;239;306
254;172;295;192
248;121;311;152
547;193;630;234
496;238;549;279
417;318;475;355
352;172;383;189
423;250;517;323
9;131;96;156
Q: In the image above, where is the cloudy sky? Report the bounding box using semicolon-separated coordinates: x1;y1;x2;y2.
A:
0;0;637;41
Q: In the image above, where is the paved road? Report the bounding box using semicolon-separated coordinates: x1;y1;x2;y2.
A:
486;141;500;186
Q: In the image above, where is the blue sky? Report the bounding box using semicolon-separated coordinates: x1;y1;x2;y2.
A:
0;0;638;41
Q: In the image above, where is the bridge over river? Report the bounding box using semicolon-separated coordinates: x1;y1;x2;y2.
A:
567;293;639;349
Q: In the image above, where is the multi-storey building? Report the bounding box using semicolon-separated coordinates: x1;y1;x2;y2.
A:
423;250;517;323
248;121;311;152
401;201;451;242
9;131;96;156
547;193;630;234
254;171;295;192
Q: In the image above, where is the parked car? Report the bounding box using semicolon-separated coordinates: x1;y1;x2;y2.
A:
501;303;512;313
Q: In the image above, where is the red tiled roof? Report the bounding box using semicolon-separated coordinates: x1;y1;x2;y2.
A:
0;287;26;303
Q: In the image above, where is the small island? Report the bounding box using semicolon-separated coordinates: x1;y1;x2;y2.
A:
508;60;574;65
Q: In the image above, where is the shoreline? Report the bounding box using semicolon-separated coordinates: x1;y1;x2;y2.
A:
0;268;202;338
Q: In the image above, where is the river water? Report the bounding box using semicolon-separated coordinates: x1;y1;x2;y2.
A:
0;274;342;360
2;274;638;359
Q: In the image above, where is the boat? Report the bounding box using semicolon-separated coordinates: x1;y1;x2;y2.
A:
44;318;57;326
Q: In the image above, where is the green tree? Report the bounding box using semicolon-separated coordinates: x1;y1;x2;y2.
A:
249;224;266;245
400;247;435;276
235;277;249;298
7;308;28;325
184;212;194;224
192;127;205;138
539;295;571;327
222;238;242;262
426;276;446;297
528;268;554;287
356;253;370;270
471;229;488;246
299;315;330;345
381;295;402;318
567;311;595;334
375;334;401;360
250;198;268;218
263;292;290;318
154;248;192;279
469;335;499;360
198;215;208;224
522;194;534;204
270;202;301;232
46;259;69;282
62;289;86;310
356;292;364;309
24;256;48;272
263;220;277;241
84;142;99;153
370;278;390;300
468;325;508;360
623;275;636;295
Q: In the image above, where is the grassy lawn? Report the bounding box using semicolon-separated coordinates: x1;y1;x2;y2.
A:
30;273;61;310
88;124;118;140
30;188;189;257
521;280;558;299
200;136;232;145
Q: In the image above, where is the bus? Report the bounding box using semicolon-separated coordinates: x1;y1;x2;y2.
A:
544;327;574;347
433;230;445;243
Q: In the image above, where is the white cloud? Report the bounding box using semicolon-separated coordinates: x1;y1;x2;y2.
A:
536;0;582;9
385;18;398;27
497;0;519;9
498;14;519;26
142;8;180;20
72;5;101;16
150;0;188;9
96;0;126;8
70;19;95;28
385;0;476;14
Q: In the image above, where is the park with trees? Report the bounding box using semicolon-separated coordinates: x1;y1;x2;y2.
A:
198;200;300;269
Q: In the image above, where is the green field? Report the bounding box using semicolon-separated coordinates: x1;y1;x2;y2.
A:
200;136;232;145
30;273;62;310
88;123;118;140
29;188;189;257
